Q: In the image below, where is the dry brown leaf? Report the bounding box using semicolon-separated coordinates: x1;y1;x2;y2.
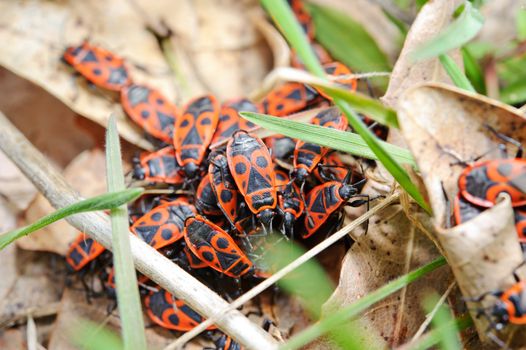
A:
0;245;17;304
324;179;451;347
158;0;272;101
19;149;107;255
251;11;291;71
0;68;96;168
382;0;464;109
320;145;450;347
0;251;64;330
0;329;26;350
398;83;526;226
477;0;521;49
131;0;273;102
0;1;166;150
47;288;118;350
0;0;273;150
0;152;37;212
264;293;310;341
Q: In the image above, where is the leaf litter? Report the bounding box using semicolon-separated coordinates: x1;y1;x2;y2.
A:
1;0;526;348
19;149;108;255
0;0;274;150
398;82;526;345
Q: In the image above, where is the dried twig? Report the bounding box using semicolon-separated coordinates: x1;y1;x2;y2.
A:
167;192;400;349
0;111;277;350
0;302;61;329
27;315;37;350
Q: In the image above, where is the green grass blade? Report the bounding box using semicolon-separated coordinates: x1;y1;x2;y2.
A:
461;46;486;94
240;111;415;166
71;320;124;350
465;41;494;60
423;294;462;350
106;115;147;350
497;53;526;87
307;3;391;90
261;0;430;213
269;238;335;319
517;9;526;40
307;82;399;128
275;68;397;127
382;9;408;38
416;0;429;9
261;1;325;76
501;80;526;105
407;315;472;350
334;101;431;213
0;188;143;250
439;54;476;92
280;257;447;350
411;2;484;61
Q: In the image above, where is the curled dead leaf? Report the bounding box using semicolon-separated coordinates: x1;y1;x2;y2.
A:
398;83;526;344
382;0;464;109
477;0;521;50
398;83;526;226
437;196;525;345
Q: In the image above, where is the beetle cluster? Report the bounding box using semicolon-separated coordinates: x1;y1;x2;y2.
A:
60;1;526;347
60;0;385;347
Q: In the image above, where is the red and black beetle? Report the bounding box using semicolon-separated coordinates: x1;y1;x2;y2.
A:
208;152;252;235
292;108;348;185
131;198;196;250
132;147;184;185
468;266;526;347
259;83;319;118
144;288;216;331
274;169;304;238
65;233;106;272
121;84;177;144
458;159;526;208
212;99;259;145
226;131;277;231
195;175;223;216
184;215;253;278
303;173;367;238
174;95;219;178
62;41;132;91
